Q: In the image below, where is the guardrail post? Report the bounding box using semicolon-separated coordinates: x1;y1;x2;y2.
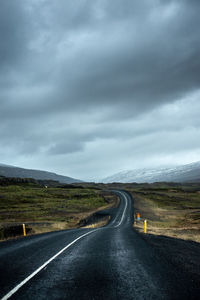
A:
23;223;26;236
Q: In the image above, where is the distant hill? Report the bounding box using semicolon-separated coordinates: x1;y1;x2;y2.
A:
0;164;81;184
102;161;200;183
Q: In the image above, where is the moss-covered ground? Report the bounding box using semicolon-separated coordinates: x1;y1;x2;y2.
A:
0;181;117;239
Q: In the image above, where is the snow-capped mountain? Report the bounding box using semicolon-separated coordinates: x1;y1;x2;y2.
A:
102;161;200;183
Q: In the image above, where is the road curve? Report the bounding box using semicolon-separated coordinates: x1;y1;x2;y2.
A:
0;191;196;299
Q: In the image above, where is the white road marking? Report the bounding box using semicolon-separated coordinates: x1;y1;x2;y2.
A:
1;229;98;300
115;191;128;228
2;190;129;299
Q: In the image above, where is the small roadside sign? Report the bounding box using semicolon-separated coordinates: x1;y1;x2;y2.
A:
137;212;140;221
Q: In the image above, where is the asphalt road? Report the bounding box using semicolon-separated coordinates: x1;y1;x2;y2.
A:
0;191;197;299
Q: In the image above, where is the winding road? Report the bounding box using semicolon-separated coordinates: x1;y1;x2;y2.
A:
0;191;196;299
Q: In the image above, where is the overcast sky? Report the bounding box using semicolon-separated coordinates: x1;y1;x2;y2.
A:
1;0;200;181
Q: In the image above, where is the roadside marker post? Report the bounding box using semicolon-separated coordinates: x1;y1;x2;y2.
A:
137;212;141;221
23;224;26;236
144;220;147;234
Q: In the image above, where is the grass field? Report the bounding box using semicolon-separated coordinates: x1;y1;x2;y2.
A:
1;178;199;243
127;183;200;242
0;180;117;239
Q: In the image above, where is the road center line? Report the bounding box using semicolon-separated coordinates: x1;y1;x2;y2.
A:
1;229;99;300
115;191;128;227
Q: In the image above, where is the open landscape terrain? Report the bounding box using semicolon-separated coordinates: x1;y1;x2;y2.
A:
129;182;200;242
0;188;199;299
1;178;199;243
0;177;117;240
93;181;200;242
0;177;199;299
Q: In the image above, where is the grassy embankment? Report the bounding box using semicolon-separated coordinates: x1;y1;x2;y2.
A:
128;183;200;242
0;180;117;240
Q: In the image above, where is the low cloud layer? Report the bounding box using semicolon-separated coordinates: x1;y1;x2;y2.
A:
1;0;200;180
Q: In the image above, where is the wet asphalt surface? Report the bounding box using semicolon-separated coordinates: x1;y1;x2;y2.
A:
0;191;197;299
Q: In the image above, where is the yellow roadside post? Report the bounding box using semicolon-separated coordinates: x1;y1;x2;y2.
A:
23;223;26;236
144;220;147;233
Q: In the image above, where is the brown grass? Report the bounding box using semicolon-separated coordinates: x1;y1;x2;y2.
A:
129;185;200;243
82;216;110;229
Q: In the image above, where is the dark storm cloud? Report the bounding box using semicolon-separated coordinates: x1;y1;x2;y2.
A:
0;1;28;68
1;0;200;179
2;0;200;113
64;1;200;110
30;0;200;119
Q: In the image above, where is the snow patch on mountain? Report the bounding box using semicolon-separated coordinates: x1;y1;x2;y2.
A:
102;161;200;183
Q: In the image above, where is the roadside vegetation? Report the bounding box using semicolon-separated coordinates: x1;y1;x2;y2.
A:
94;181;200;242
131;184;200;242
0;177;117;240
125;182;200;286
1;176;199;243
126;182;200;242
